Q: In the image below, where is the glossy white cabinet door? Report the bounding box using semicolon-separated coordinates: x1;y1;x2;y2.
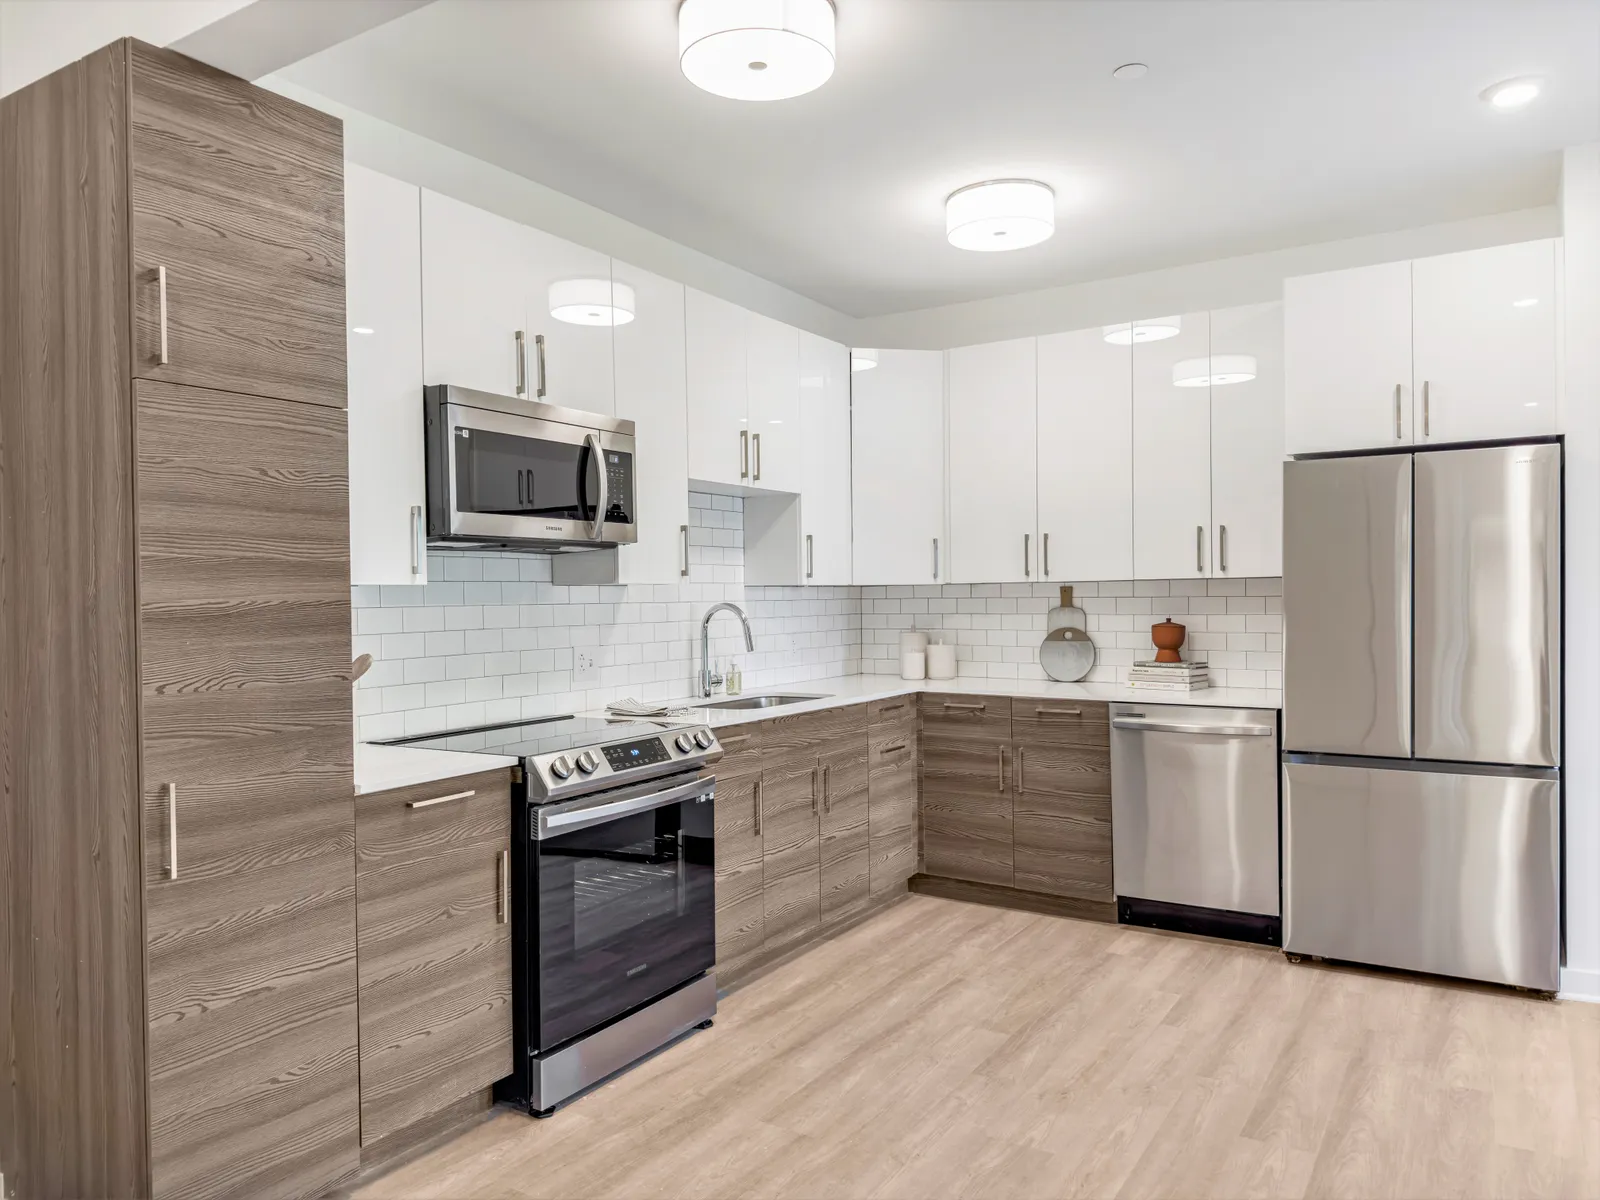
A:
1284;260;1413;453
685;287;748;487
1134;311;1212;580
1412;239;1559;444
420;190;531;396
947;338;1038;583
521;226;615;416
851;350;945;585
799;332;852;584
746;311;800;492
348;165;426;586
1036;327;1132;582
556;263;690;587
1209;302;1284;579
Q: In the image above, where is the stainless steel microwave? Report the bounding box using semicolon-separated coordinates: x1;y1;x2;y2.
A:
424;385;637;552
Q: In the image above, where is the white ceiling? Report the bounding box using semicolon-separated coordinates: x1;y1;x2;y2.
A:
279;0;1600;318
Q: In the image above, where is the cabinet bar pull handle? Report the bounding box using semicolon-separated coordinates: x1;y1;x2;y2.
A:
534;333;547;398
1394;384;1402;439
721;732;752;746
411;505;424;575
882;742;908;754
942;701;986;711
752;432;762;481
680;524;690;578
1196;525;1204;574
1422;380;1430;437
1043;532;1050;578
1023;533;1031;578
165;783;178;879
811;766;819;814
740;430;750;479
997;745;1005;792
932;537;939;580
497;850;509;923
407;789;475;809
1016;746;1025;793
822;765;831;813
878;702;905;714
1219;524;1228;574
753;779;762;835
515;330;526;396
156;266;170;365
1034;707;1082;716
806;534;814;580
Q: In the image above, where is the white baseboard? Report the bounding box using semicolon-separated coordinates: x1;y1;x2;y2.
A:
1558;966;1600;1002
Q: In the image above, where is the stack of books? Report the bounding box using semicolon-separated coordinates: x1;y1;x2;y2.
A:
1128;660;1210;692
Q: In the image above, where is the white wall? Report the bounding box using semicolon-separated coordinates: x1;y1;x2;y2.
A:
0;0;251;95
854;207;1561;351
1561;143;1600;1001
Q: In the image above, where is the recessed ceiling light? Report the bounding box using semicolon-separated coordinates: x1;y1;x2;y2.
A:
850;348;879;372
350;326;374;335
1104;317;1180;344
1481;76;1542;110
549;279;635;326
1512;297;1540;308
1112;63;1148;81
1173;355;1257;388
946;180;1055;252
679;0;836;101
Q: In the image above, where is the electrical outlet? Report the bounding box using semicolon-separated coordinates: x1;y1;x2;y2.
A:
574;651;598;686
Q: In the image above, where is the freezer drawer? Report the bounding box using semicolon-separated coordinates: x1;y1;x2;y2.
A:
1110;705;1280;917
1283;759;1559;990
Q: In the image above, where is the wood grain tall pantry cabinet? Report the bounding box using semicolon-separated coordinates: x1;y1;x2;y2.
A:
1;41;361;1199
1284;238;1559;454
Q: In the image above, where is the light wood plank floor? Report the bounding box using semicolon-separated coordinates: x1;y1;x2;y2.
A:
355;895;1600;1200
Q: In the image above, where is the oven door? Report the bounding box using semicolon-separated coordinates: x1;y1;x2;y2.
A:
442;399;636;546
532;774;715;1052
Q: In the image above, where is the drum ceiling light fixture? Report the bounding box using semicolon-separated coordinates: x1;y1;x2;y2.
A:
679;0;837;101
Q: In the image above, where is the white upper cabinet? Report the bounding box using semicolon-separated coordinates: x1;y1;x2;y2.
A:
947;338;1038;583
1284;259;1413;453
1036;327;1132;583
1134;312;1213;580
799;332;852;584
1412;238;1559;443
746;311;801;492
347;164;427;587
421;190;529;397
852;350;946;585
1208;302;1285;578
554;262;690;586
685;287;749;488
522;226;615;416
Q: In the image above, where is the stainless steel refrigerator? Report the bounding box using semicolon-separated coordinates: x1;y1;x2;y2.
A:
1281;442;1561;991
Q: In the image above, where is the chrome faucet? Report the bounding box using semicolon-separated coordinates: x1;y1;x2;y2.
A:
700;602;754;697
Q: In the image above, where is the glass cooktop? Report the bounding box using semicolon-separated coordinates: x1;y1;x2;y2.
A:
386;715;694;760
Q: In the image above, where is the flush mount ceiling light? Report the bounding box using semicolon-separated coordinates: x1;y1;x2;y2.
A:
678;0;836;102
1481;76;1542;110
850;347;879;372
549;279;635;326
946;180;1055;252
1103;317;1181;345
1112;62;1148;81
1173;355;1257;387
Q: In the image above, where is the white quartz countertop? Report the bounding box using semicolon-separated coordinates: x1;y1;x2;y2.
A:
580;674;1282;730
354;742;519;796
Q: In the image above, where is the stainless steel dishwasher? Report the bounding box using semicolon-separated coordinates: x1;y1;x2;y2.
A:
1109;703;1282;945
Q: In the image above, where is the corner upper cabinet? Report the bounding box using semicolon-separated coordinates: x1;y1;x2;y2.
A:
1284;260;1413;454
686;287;750;487
1133;312;1213;579
851;349;947;585
1036;327;1133;582
421;191;531;397
347;165;427;586
1411;239;1559;443
1208;302;1285;578
129;42;346;408
948;338;1038;583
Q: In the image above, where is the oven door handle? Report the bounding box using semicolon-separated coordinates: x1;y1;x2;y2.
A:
537;774;713;839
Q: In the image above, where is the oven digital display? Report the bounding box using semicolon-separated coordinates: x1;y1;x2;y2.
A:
602;737;670;771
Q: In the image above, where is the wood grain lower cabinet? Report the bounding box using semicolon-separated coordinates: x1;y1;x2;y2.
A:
867;698;919;896
761;755;823;951
354;771;513;1147
819;739;870;923
1011;702;1114;902
920;695;1014;886
712;728;765;971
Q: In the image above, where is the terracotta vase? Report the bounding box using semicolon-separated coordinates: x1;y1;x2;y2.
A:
1151;617;1186;664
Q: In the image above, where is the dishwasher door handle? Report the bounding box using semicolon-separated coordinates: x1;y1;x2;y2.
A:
1111;718;1276;737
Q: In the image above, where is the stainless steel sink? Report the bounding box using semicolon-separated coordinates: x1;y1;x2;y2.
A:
694;693;827;711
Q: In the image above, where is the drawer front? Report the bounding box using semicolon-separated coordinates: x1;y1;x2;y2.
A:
921;693;1012;741
1011;700;1110;747
765;703;867;758
867;695;915;726
713;723;765;778
354;770;512;1146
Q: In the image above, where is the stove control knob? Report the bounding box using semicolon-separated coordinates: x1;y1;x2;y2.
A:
693;728;714;750
575;750;600;775
549;755;574;780
674;733;695;754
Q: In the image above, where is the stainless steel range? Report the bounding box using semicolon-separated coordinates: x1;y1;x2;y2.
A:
389;715;724;1115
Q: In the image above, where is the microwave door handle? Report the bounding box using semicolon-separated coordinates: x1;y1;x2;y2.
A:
584;431;607;540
